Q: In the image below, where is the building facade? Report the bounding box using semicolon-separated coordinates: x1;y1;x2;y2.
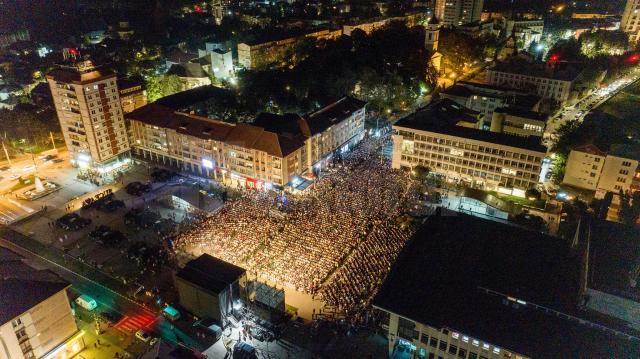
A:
46;61;130;167
435;0;485;27
487;63;579;103
392;103;545;195
563;145;639;196
118;79;147;114
379;310;529;359
0;280;85;359
127;96;366;189
622;0;640;44
238;29;341;70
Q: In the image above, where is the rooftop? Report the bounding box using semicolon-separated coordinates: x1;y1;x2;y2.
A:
588;220;640;302
176;254;246;295
166;62;208;78
394;99;546;152
305;96;367;135
493;106;548;122
128;95;366;158
0;248;69;325
373;210;640;358
46;62;116;85
490;58;583;81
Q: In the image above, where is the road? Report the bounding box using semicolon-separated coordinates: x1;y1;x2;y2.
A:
0;236;201;352
543;73;640;147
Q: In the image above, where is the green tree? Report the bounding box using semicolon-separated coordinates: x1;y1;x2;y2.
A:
146;74;182;102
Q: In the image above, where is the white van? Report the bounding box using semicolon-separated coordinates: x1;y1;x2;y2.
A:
75;294;98;311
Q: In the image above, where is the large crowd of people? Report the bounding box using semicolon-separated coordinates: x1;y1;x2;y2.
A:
175;133;415;317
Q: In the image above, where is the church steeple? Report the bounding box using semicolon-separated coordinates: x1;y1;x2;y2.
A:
425;16;441;53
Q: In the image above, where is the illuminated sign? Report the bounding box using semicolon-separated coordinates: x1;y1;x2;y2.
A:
202;159;214;169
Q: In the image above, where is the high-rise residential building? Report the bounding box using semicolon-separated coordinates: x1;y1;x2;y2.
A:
621;0;640;43
435;0;484;27
46;61;131;168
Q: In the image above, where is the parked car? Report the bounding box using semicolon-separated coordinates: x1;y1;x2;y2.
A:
75;294;98;311
193;319;223;341
135;330;157;346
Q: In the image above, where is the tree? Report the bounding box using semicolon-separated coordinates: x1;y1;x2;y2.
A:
525;188;542;200
619;191;640;226
411;165;430;181
146;74;182;102
439;30;482;74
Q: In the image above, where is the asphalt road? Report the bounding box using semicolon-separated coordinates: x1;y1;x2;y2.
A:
0;237;201;351
544;73;640;148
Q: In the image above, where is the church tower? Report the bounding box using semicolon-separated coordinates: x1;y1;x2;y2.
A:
425;17;443;73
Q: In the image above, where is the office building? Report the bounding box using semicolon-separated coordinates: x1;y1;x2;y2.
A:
439;81;542;122
373;210;640;359
392;99;545;195
0;250;85;359
622;0;640;43
563;144;639;197
504;18;544;50
435;0;484;27
126;88;366;189
238;29;341;70
176;254;246;325
487;59;583;103
46;61;131;168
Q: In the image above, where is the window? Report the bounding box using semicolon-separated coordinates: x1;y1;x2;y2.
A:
430;337;438;348
469;353;478;359
439;341;448;351
11;318;22;328
459;348;467;358
449;345;458;355
421;334;430;345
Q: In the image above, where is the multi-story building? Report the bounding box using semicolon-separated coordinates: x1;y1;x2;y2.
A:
440;81;542;122
434;0;484;27
563;144;639;197
166;62;212;91
0;28;29;48
46;61;131;168
622;0;640;43
238;29;342;70
198;42;235;81
0;249;85;359
487;59;583;103
392;99;545;195
504;18;544;50
127;91;366;189
489;107;547;137
117;78;147;114
373;211;639;359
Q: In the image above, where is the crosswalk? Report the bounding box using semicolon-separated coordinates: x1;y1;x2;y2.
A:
115;310;158;333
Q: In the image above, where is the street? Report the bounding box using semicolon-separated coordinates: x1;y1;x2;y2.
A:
544;72;640;147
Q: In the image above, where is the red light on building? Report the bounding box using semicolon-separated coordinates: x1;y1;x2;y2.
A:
194;4;203;13
629;54;640;62
549;54;559;62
